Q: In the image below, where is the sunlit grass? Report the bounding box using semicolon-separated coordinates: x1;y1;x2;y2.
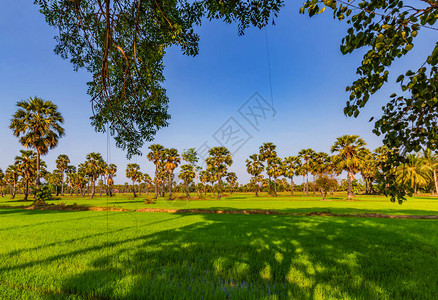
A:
0;208;437;299
1;192;437;216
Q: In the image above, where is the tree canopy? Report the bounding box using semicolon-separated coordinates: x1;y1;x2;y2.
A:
34;0;283;157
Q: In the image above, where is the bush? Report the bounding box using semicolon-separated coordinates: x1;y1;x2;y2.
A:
34;185;52;204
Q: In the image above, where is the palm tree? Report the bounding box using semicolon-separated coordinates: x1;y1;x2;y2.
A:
105;163;117;197
142;173;152;195
226;172;238;194
206;147;233;199
283;156;300;196
9;97;64;191
14;150;37;200
147;144;164;199
331;135;368;200
420;149;438;195
126;163;141;197
360;150;378;194
246;154;264;197
259;143;277;193
266;157;283;197
163;148;180;199
298;148;316;196
55;154;70;196
0;169;5;197
200;170;209;195
179;164;195;196
5;165;19;199
396;154;428;194
83;152;106;199
66;167;76;196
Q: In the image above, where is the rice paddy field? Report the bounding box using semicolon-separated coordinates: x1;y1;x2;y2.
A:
0;193;437;299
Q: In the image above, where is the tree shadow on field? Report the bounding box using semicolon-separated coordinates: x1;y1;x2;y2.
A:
53;213;438;299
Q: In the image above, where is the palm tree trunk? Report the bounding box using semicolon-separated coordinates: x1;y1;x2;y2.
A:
168;173;173;200
24;179;29;200
434;170;438;196
61;173;64;196
290;178;294;196
217;176;221;199
306;173;309;196
132;180;137;197
347;172;353;200
90;180;96;199
274;181;277;197
36;150;41;191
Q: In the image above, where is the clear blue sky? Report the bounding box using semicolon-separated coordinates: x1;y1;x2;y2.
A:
0;2;434;184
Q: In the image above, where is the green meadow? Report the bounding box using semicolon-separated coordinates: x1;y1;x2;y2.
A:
0;194;437;299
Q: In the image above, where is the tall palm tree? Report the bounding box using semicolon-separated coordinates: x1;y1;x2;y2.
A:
331;135;368;200
83;152;105;199
55;154;70;196
179;164;195;196
283;156;300;196
298;148;316;196
421;149;438;195
163;148;180;199
9;97;64;191
226;172;238;194
259;143;277;193
5;165;19;199
206;147;233;199
147;144;164;199
246;154;264;197
266;157;283;197
126;163;141;197
14;150;37;200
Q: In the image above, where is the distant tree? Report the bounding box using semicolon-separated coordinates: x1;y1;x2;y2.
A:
283;156;300;196
246;154;264;197
14;150;37;200
5;165;19;199
266;157;283;197
181;148;201;196
298;148;316;196
126;163;141;197
226;172;238;194
9;97;64;191
142;173;152;195
396;154;428;195
206;147;233;199
315;176;338;201
105;163;117;197
147;144;164;199
179;164;195;196
259;143;277;194
83;153;106;199
200;170;210;195
331;135;368;200
163;148;180;199
360;150;378;194
55;154;70;196
421;149;438;195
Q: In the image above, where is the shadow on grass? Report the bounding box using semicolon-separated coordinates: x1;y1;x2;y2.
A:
2;211;434;299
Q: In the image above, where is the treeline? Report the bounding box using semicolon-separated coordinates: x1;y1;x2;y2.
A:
3;97;437;202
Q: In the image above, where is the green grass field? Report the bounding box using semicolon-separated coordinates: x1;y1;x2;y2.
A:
0;193;437;299
1;192;438;216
